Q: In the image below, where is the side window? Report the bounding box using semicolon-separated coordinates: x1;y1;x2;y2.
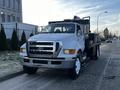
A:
77;25;82;36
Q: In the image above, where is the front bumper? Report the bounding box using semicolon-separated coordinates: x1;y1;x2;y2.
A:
20;57;75;69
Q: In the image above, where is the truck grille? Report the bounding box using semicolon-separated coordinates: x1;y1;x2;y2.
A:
27;41;59;58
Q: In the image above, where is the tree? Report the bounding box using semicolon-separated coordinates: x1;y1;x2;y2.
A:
30;33;34;37
0;24;8;51
11;29;19;51
109;32;113;39
20;31;26;46
113;33;117;38
103;28;109;39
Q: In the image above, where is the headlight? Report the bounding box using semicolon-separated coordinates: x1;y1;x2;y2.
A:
63;49;76;54
20;48;26;53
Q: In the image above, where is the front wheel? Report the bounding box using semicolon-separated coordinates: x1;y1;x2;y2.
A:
69;58;81;80
23;66;38;74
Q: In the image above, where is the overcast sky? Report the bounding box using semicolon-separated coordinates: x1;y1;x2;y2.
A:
22;0;120;35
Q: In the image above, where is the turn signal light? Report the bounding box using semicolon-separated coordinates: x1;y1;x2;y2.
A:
64;49;76;54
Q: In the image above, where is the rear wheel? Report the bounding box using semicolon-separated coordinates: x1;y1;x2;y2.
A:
94;46;99;60
23;66;38;74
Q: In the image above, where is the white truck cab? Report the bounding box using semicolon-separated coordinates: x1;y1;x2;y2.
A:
20;16;99;79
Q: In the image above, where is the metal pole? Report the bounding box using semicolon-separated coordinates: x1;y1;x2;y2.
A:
97;15;99;33
16;23;19;40
96;11;108;34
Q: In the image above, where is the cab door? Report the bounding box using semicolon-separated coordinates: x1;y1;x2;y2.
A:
76;24;85;51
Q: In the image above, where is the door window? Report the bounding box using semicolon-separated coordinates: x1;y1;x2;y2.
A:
77;25;82;36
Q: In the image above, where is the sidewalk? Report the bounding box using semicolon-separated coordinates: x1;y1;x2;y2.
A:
0;51;23;82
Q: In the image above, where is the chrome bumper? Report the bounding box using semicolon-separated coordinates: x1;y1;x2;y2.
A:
20;57;75;69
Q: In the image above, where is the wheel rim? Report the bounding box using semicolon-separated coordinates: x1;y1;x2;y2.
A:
75;58;81;74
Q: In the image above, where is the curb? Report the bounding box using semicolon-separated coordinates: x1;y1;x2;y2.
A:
0;71;24;82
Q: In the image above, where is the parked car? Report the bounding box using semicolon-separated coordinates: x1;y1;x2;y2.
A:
106;40;112;43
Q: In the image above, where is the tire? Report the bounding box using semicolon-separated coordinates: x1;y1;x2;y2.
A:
23;66;38;74
69;57;82;80
94;46;99;60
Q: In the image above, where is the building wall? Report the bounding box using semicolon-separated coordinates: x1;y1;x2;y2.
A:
2;22;38;40
0;0;22;23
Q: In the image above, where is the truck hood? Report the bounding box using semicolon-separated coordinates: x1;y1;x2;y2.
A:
28;33;76;42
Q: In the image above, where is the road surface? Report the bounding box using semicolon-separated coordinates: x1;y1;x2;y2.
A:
0;40;120;90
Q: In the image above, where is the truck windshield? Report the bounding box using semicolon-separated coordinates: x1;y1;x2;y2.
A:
41;23;75;33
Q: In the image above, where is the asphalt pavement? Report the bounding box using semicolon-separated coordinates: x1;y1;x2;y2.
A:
0;40;120;90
